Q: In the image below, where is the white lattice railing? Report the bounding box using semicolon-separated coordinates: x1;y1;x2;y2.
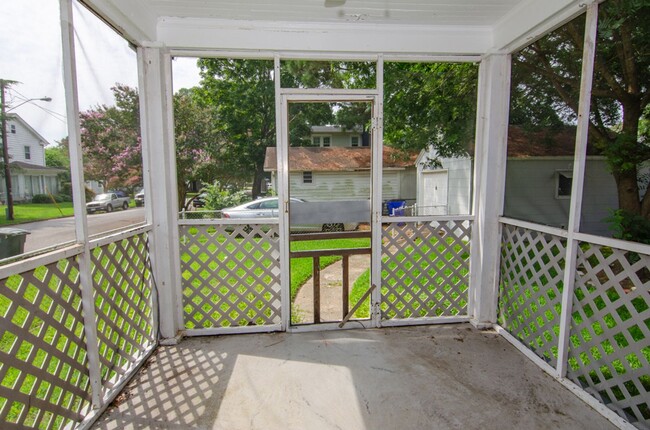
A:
0;226;156;430
89;231;156;395
178;219;282;335
498;218;649;429
381;217;472;325
499;223;567;367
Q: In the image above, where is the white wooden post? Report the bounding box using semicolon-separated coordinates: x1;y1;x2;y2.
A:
468;54;511;328
59;0;103;408
137;46;183;342
556;3;598;377
275;55;291;331
371;55;384;328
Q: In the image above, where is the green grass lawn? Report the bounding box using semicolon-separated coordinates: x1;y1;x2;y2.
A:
350;269;372;319
0;203;75;225
289;237;370;301
289;237;370;324
348;235;471;320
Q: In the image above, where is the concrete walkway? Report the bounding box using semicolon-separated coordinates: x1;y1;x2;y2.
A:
93;325;618;430
293;254;371;323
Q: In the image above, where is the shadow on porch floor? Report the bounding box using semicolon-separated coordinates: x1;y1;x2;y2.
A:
93;325;617;430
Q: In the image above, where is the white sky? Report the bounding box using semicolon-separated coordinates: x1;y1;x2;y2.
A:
0;0;201;145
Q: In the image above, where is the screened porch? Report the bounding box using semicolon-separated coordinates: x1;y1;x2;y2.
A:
0;0;647;429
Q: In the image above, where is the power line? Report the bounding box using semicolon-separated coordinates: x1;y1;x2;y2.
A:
9;90;67;123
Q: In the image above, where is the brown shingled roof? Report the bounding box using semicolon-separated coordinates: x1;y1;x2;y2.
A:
264;146;418;172
507;125;601;158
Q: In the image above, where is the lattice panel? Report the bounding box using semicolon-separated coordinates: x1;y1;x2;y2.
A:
0;257;92;429
568;243;649;428
381;220;471;320
498;225;566;367
91;233;155;393
179;224;281;329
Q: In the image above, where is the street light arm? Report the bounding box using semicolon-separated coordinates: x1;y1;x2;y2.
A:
6;97;52;112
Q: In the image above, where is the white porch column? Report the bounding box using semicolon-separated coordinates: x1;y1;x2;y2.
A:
469;53;511;328
137;46;183;342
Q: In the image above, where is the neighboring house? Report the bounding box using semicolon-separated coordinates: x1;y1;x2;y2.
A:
0;114;63;203
503;126;617;236
310;126;367;148
264;146;417;203
416;126;620;236
85;180;105;195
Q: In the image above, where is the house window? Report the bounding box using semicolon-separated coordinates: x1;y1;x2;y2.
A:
322;137;331;147
24;146;31;160
303;171;313;184
351;136;359;147
556;170;572;199
312;136;321;146
10;124;16;134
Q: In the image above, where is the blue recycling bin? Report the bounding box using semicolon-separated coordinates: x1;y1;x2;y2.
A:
386;200;406;216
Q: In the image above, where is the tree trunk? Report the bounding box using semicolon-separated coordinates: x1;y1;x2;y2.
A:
177;181;187;212
251;162;265;199
614;169;641;214
613;99;643;216
641;189;650;219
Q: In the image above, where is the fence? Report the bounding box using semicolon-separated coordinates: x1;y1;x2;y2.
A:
178;219;282;335
498;219;649;429
0;226;156;430
381;216;473;325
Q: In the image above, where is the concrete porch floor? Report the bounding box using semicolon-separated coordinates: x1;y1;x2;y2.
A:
93;325;617;430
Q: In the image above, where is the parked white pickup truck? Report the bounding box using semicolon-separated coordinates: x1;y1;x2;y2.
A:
86;193;130;214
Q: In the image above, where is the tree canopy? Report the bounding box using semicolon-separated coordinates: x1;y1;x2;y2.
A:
79;84;142;191
511;0;649;221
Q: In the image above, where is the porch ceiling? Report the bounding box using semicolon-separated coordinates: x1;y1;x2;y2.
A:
81;0;588;56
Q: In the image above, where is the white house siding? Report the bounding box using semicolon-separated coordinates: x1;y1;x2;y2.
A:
6;117;46;166
504;157;617;236
280;170;408;201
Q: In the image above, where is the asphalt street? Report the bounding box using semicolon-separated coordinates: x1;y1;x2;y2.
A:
13;207;146;253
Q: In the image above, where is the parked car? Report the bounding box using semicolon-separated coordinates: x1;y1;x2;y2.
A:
192;193;207;208
86;193;130;214
108;190;129;199
221;197;357;232
135;190;145;207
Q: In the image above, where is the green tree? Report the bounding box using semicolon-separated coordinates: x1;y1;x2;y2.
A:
197;59;276;198
45;141;70;169
381;62;478;157
79;84;142;191
511;0;650;221
174;87;235;210
196;59;337;198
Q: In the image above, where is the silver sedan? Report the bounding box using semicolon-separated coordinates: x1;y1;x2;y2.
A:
221;197;357;232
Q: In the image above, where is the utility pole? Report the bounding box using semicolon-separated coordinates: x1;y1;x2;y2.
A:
1;79;14;221
0;80;51;221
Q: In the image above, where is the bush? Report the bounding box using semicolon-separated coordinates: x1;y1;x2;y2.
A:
202;181;249;211
60;182;96;202
31;193;74;203
607;209;650;245
31;194;56;203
